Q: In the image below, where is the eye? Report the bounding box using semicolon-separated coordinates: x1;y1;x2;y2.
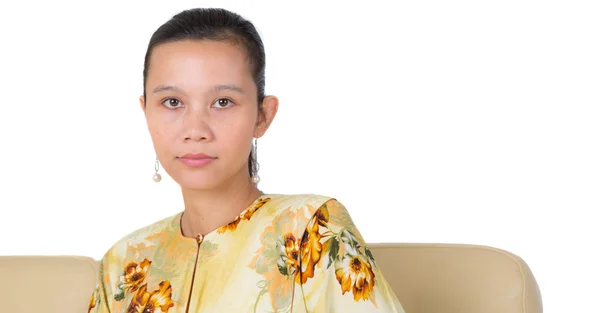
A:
212;98;234;109
161;98;183;109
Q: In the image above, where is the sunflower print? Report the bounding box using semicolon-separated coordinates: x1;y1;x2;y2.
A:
304;202;379;304
88;195;403;313
126;281;175;313
276;233;301;279
249;207;302;311
217;197;271;233
110;257;176;312
250;200;381;308
298;207;327;282
114;258;152;301
335;252;376;302
88;285;100;313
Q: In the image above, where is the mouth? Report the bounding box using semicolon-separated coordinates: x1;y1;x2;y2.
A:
177;153;216;167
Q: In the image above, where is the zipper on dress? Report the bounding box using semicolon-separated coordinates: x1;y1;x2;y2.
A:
185;234;204;313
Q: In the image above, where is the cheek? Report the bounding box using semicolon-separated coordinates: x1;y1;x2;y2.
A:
220;125;252;149
217;118;255;153
147;115;179;144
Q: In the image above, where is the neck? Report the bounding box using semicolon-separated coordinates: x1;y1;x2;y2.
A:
180;173;262;238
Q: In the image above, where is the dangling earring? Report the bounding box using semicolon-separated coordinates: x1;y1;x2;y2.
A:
251;138;260;185
153;156;162;182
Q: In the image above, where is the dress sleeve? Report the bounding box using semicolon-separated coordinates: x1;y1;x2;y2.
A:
88;256;111;313
298;199;405;312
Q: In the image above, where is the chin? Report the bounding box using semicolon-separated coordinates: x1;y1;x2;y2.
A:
174;172;223;190
166;160;248;190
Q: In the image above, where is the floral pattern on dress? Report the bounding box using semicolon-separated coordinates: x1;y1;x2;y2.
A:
217;197;271;234
250;199;380;309
298;205;329;282
88;284;100;313
336;251;376;302
126;281;175;313
111;257;175;313
249;205;306;312
316;201;379;306
114;258;152;300
88;195;403;313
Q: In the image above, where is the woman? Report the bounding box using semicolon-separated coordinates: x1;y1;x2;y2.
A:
88;8;404;313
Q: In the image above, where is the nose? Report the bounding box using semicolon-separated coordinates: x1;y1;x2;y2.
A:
181;107;213;142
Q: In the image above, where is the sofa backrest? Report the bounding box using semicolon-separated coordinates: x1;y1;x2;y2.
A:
369;243;542;313
0;255;97;313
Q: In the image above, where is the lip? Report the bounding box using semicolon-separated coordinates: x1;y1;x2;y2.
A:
181;153;214;159
178;153;216;167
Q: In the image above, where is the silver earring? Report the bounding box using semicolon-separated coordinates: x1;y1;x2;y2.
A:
153;156;162;182
251;138;260;185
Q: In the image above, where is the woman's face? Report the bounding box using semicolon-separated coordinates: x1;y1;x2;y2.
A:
140;40;277;190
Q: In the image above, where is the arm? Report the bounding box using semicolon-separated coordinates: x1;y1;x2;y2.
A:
88;256;111;313
298;199;405;312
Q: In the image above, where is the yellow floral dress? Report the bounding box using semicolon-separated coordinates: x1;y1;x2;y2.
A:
88;194;405;313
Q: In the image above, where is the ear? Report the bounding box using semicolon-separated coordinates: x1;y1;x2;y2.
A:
139;95;146;112
254;95;279;138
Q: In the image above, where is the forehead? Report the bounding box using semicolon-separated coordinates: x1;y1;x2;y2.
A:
146;40;254;91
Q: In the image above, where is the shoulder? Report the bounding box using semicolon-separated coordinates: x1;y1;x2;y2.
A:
101;212;180;261
262;193;341;217
264;193;333;210
259;193;351;236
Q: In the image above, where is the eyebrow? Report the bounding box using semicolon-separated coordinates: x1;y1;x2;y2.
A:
152;85;187;95
210;84;245;94
152;84;245;95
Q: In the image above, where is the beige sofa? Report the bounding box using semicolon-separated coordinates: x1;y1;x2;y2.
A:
0;243;543;313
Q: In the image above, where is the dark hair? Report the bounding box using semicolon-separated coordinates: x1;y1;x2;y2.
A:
142;8;266;179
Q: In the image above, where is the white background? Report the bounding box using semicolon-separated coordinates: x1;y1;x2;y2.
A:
0;1;598;312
